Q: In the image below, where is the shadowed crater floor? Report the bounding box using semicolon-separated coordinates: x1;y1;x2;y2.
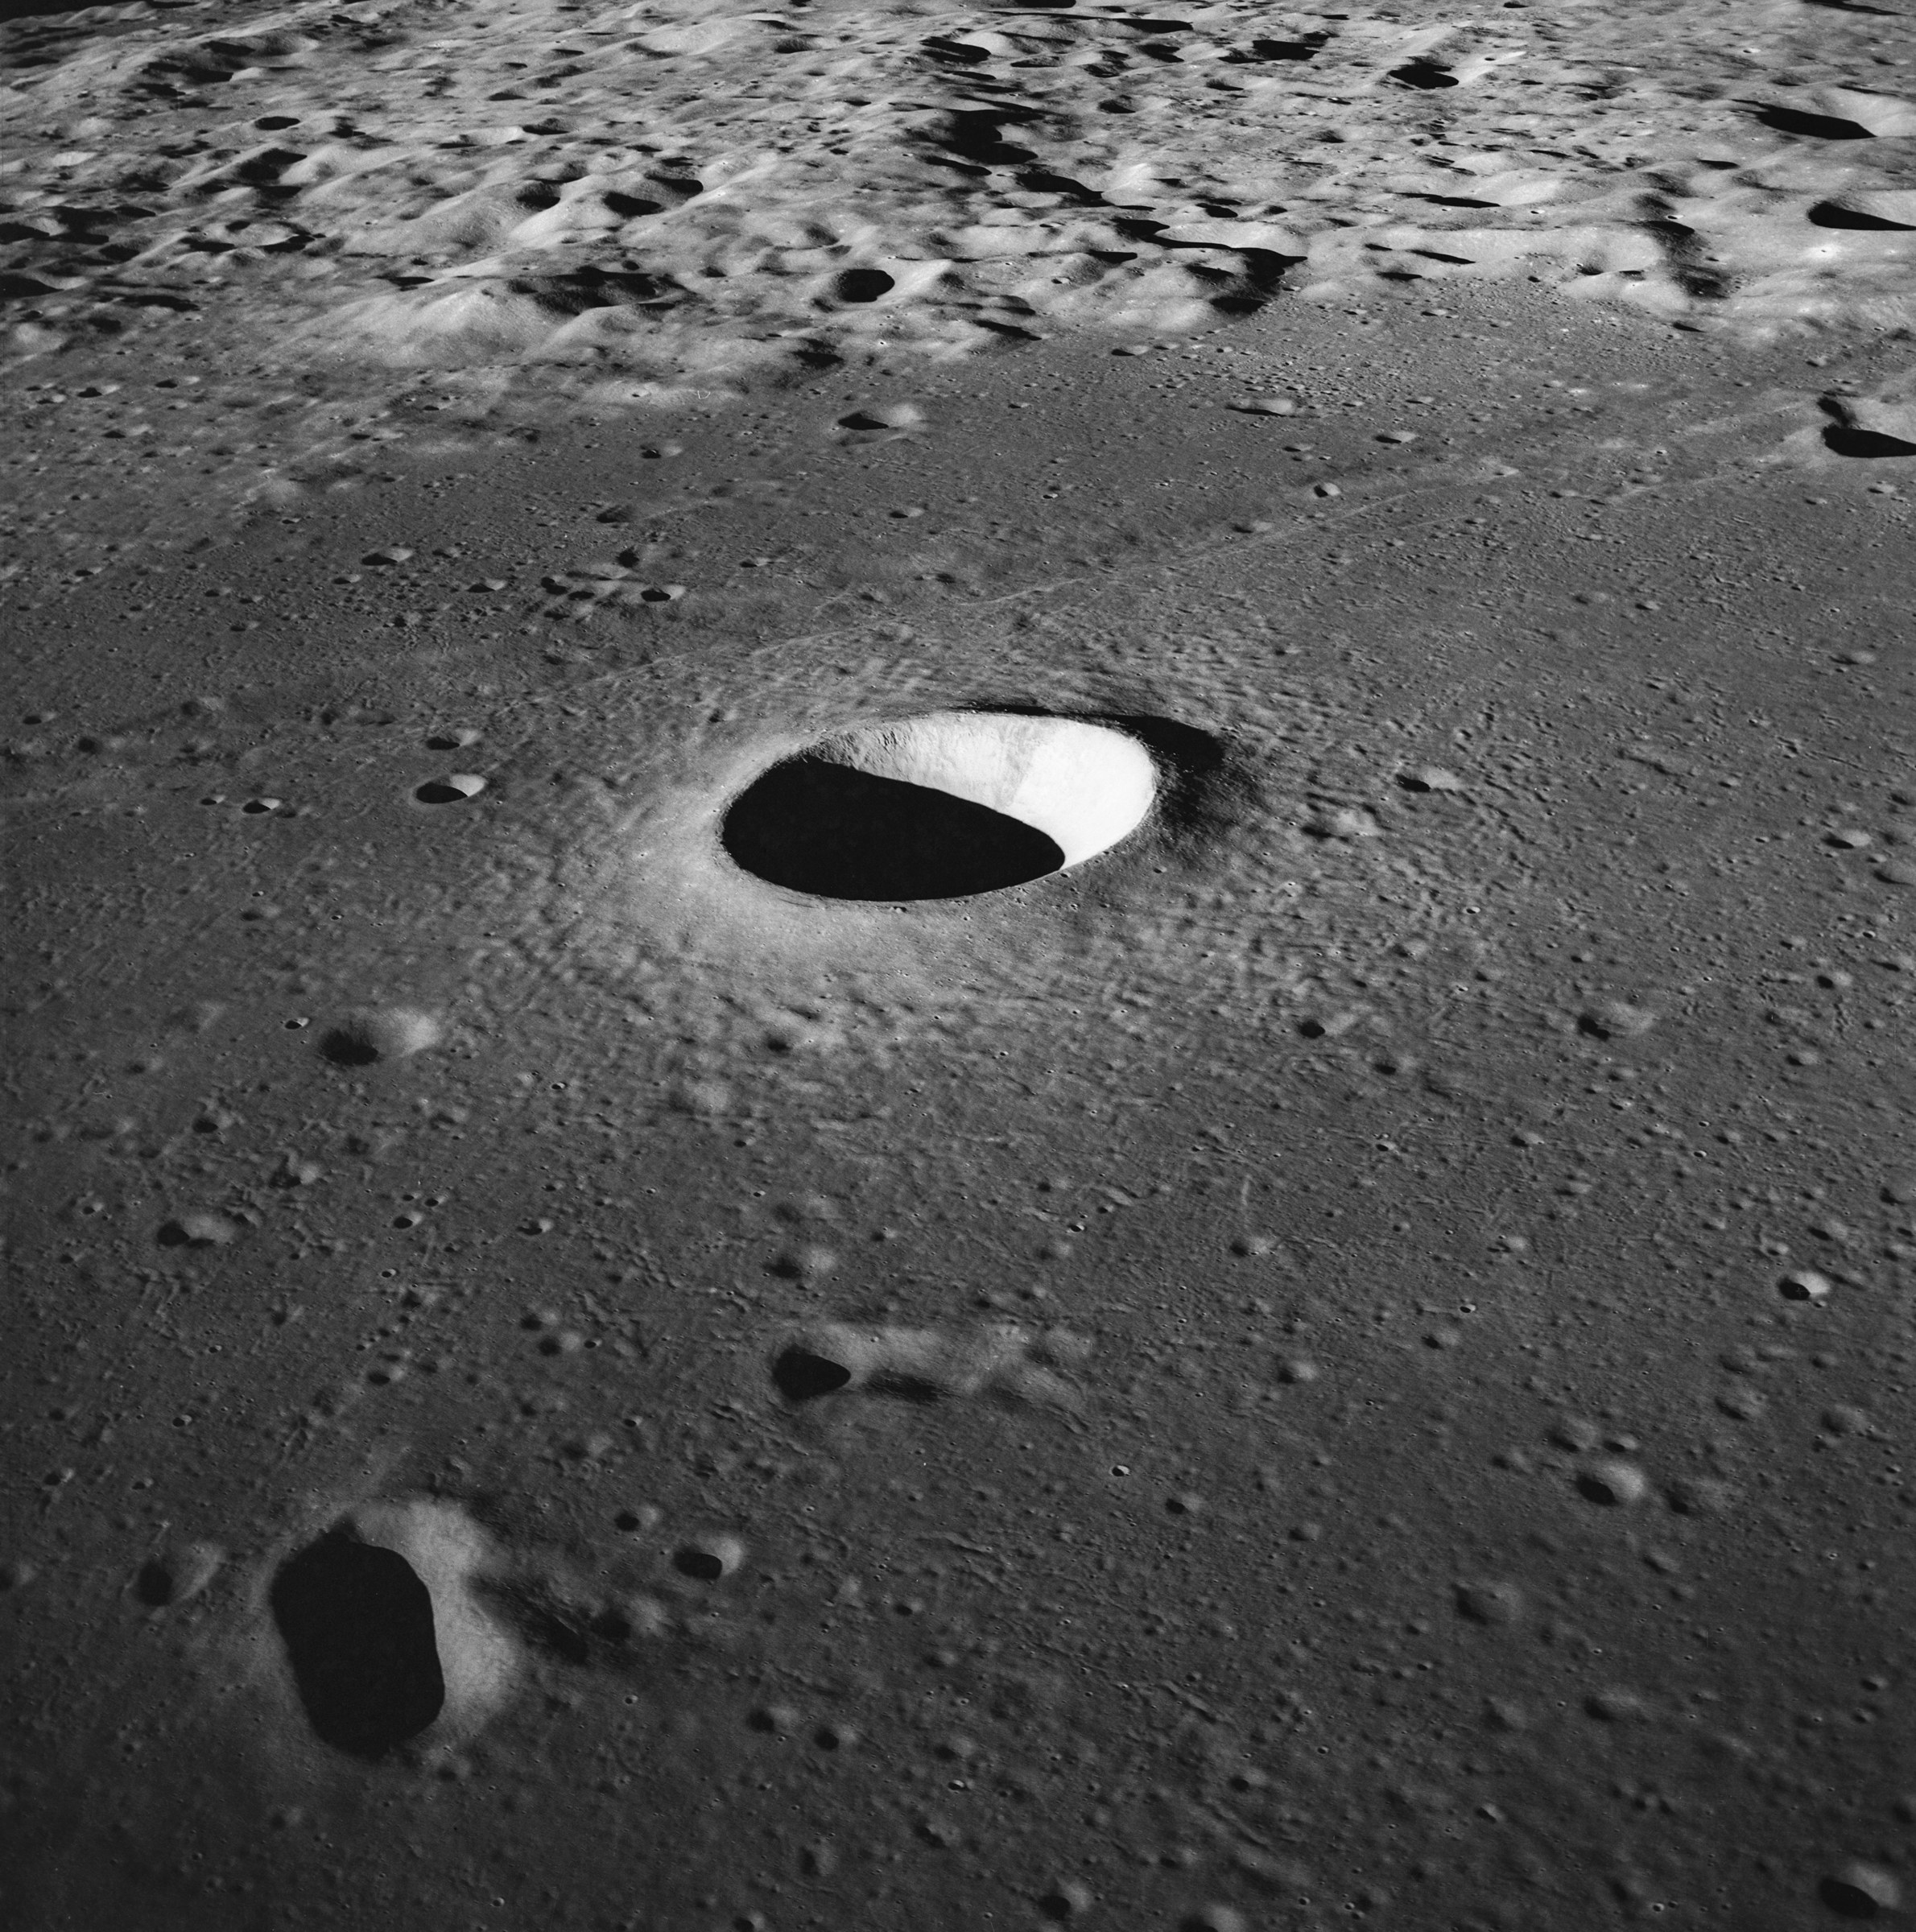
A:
722;759;1066;901
270;1529;447;1759
720;711;1158;902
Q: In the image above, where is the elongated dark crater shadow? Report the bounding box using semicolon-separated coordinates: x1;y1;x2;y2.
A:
1390;61;1460;89
1807;199;1915;230
1823;423;1916;458
270;1528;446;1759
772;1343;858;1401
721;712;1160;902
1751;103;1873;139
317;1027;383;1067
724;761;1064;899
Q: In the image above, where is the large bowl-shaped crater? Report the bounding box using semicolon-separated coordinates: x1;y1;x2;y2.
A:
721;711;1158;902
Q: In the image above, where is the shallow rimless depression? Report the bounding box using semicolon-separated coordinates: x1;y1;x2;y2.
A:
3;2;1916;1932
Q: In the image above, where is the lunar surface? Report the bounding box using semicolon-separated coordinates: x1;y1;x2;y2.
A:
2;2;1913;1930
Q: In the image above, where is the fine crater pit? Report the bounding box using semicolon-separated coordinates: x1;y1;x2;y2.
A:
719;712;1158;901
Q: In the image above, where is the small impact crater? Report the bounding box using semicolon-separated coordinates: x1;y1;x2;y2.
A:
270;1528;445;1760
134;1539;223;1609
721;712;1157;901
1390;61;1460;89
832;267;896;303
770;1321;1090;1408
414;773;487;805
318;1005;443;1067
772;1344;857;1401
267;1500;514;1761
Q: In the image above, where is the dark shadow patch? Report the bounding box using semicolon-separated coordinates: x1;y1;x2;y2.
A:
317;1026;382;1067
832;267;894;303
931;108;1041;167
1674;266;1735;300
414;779;473;804
919;151;993;177
772;1344;856;1402
1390;62;1460;89
109;288;200;312
1233;246;1307;292
1575;1470;1634;1506
480;266;680;322
1819;1873;1894;1919
1166;241;1306;312
787;341;845;373
562;262;674;302
586;1604;640;1646
922;35;993;63
1807;199;1914;229
1749;103;1873;140
230;147;305;188
1223;35;1329;67
1823;423;1916;458
721;758;1064;901
270;1529;445;1759
671;1545;729;1581
134;1558;176;1607
1016;169;1107;204
1640;214;1697;245
155;1217;233;1248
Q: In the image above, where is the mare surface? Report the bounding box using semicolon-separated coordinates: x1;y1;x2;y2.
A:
3;4;1914;1931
